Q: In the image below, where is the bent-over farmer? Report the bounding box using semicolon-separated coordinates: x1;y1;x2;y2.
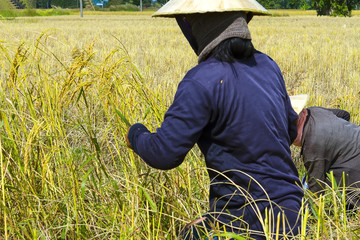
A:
126;0;303;239
293;105;360;208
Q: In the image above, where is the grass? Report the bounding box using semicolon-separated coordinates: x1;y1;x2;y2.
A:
0;0;14;10
0;13;359;239
0;8;70;18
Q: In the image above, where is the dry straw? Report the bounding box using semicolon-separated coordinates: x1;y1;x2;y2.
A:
0;12;359;238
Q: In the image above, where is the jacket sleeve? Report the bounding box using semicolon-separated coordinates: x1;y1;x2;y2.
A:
285;94;298;143
328;108;350;122
128;79;211;170
304;156;328;193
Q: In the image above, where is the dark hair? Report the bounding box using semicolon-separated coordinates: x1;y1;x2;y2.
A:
206;37;255;63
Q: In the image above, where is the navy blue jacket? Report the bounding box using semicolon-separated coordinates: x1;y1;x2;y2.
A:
128;51;303;239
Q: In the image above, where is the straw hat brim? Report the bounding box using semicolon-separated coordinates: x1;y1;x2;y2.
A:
152;0;271;17
289;94;309;115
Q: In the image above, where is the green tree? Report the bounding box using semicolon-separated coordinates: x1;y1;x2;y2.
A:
156;0;167;5
124;0;151;7
332;0;349;16
312;0;332;15
257;0;281;9
22;0;36;8
257;0;311;9
300;0;312;10
36;0;51;8
346;0;360;11
312;0;359;16
280;0;301;8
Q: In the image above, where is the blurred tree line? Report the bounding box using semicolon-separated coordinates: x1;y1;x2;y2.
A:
257;0;359;13
22;0;77;8
22;0;154;9
21;0;360;16
257;0;312;9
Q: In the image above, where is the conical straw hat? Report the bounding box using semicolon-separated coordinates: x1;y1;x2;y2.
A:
289;94;309;115
152;0;271;17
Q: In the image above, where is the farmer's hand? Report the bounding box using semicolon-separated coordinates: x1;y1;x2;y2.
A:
126;127;131;148
125;123;148;150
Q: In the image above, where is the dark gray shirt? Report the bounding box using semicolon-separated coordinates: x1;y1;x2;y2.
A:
302;107;360;193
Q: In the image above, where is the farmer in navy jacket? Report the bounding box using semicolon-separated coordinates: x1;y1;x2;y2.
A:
126;0;303;239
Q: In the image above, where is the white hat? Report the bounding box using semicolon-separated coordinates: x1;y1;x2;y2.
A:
289;94;309;115
152;0;271;17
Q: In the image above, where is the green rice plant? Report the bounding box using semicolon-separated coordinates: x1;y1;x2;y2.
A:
0;29;208;238
302;173;360;239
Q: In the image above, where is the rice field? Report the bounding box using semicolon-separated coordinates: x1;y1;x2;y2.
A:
0;10;360;239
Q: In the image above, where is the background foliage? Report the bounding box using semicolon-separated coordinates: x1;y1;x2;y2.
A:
311;0;360;16
257;0;312;9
